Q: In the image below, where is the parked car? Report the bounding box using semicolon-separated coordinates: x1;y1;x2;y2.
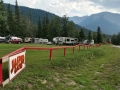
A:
47;41;52;45
5;36;23;44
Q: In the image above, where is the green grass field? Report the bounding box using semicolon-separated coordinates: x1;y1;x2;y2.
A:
0;43;120;90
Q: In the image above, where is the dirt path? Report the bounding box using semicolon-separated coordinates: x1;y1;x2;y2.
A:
112;45;120;48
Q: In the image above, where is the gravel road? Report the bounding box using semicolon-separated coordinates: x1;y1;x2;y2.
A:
112;45;120;48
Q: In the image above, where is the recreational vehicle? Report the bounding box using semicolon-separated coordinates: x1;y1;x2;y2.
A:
32;38;39;43
24;37;32;43
53;37;78;45
0;36;5;43
83;39;94;45
39;38;48;44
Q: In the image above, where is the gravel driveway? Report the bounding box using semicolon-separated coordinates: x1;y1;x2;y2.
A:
112;45;120;48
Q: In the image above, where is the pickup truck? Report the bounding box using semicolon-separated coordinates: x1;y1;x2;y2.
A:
6;36;23;44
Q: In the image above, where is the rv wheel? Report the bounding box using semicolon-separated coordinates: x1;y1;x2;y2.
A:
9;42;11;44
18;42;21;44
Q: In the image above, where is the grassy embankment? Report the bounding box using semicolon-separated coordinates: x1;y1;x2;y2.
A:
0;43;120;90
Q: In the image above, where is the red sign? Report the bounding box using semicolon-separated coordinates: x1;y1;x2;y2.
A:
9;51;26;80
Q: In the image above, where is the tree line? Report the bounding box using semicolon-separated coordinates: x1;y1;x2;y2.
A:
111;33;120;45
0;0;105;43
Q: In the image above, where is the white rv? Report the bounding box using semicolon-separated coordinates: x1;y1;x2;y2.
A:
90;39;94;44
24;37;32;43
0;36;5;43
39;38;48;44
53;37;78;45
83;39;94;45
33;38;39;43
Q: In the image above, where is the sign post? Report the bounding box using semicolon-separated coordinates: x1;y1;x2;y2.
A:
0;59;2;84
9;51;26;81
0;50;26;87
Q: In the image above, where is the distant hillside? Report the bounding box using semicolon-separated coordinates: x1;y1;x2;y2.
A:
4;3;57;25
69;16;88;24
4;3;90;34
70;12;120;35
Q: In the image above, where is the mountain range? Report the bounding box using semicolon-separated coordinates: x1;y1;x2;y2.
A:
3;3;90;35
4;3;120;35
69;12;120;35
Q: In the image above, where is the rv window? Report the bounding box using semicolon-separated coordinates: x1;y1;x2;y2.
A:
75;39;77;41
67;39;70;41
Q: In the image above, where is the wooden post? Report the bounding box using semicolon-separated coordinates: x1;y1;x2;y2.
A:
50;49;52;60
64;48;66;56
0;59;2;84
84;45;85;50
73;47;75;53
78;45;80;51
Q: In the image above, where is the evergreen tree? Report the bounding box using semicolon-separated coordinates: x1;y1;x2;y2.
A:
48;16;61;40
116;33;120;45
37;15;42;38
61;15;69;37
88;30;92;42
7;3;14;35
0;0;5;22
45;13;50;39
14;0;21;36
20;11;28;38
68;21;75;37
74;28;79;39
49;16;55;40
0;0;7;36
97;26;102;43
79;29;85;42
111;34;117;45
28;10;37;37
42;16;46;38
54;16;61;37
93;32;97;43
102;34;106;43
111;32;120;45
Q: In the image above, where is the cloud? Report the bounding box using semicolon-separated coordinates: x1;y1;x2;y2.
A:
90;0;120;9
3;0;120;17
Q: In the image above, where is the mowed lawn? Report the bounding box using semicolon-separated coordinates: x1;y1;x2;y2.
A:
0;43;120;90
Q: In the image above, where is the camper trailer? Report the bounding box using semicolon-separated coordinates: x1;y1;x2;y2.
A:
0;36;5;43
32;38;39;43
90;39;94;44
39;38;48;44
24;37;32;43
82;39;94;45
53;37;78;45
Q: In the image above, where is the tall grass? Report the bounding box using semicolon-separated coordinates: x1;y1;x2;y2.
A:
0;44;120;90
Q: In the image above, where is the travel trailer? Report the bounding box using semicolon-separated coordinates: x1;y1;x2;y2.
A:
82;39;94;45
24;37;32;43
32;38;39;43
53;37;78;45
0;36;5;43
90;39;94;44
39;38;48;44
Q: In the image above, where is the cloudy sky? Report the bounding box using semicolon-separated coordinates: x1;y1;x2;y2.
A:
3;0;120;17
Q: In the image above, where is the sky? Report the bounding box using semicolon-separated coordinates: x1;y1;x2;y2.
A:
3;0;120;17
